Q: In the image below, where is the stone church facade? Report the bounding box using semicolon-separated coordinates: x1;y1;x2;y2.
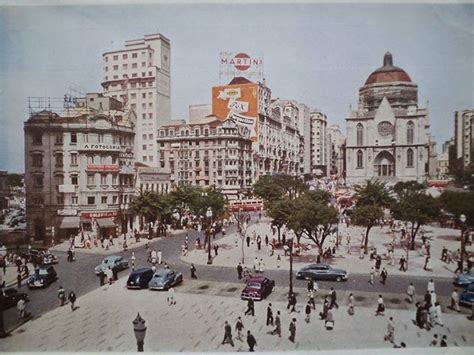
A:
345;52;436;185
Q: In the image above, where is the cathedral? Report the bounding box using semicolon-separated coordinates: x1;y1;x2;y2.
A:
345;52;436;185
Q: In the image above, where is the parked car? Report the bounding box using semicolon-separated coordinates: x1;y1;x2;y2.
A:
460;282;474;306
454;270;474;286
127;268;154;289
94;255;129;274
27;265;57;288
40;251;59;265
1;288;29;309
241;277;275;301
296;264;348;282
149;269;183;290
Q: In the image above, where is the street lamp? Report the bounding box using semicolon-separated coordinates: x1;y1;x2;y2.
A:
287;234;294;295
460;214;467;273
132;313;147;352
206;207;213;265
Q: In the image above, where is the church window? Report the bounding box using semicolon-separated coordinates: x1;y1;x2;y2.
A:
356;150;363;169
407;148;414;167
356;124;363;146
407;121;414;144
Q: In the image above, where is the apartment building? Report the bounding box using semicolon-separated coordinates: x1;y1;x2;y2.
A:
310;110;328;176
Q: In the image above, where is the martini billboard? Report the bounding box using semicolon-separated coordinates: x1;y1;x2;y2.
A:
219;52;263;83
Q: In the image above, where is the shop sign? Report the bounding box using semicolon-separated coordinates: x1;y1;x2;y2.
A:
77;143;121;152
81;211;120;219
87;164;120;172
57;209;77;216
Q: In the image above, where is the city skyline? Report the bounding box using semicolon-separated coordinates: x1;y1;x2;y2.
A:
1;3;473;173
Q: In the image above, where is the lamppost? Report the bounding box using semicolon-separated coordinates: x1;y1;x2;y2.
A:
206;207;213;265
132;313;147;352
287;234;294;295
460;214;467;273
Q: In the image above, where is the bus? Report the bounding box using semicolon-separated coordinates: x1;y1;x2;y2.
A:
228;199;264;212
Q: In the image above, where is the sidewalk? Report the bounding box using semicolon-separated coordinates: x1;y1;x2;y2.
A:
183;217;473;278
1;263;34;288
0;277;472;352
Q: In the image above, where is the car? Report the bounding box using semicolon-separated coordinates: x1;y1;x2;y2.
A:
241;277;275;301
40;251;59;265
454;270;474;286
148;269;183;290
27;265;57;288
127;268;154;289
94;255;129;274
460;282;474;306
21;249;58;265
296;264;348;282
1;288;29;309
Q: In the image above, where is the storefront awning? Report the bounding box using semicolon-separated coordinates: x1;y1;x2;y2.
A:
96;218;116;228
59;216;80;229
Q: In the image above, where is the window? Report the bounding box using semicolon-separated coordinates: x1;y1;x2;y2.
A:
32;154;43;167
141;62;146;67
148;113;153;119
122;64;128;70
105;56;109;62
113;65;118;70
142;134;147;140
71;175;78;185
132;63;137;68
83;133;88;143
132;53;137;58
100;156;106;165
87;155;94;164
113;75;118;79
87;174;95;185
34;175;43;187
407;121;414;144
112;156;117;164
101;174;107;185
356;150;363;169
122;53;128;59
112;196;118;204
33;133;42;145
356;123;363;146
101;196;108;204
87;196;95;205
55;153;63;167
149;156;153;162
142;144;147;150
407;148;414;167
71;133;77;144
55;134;63;144
72;195;78;205
56;195;64;205
112;174;117;185
113;55;118;61
148;71;152;76
148;134;153;140
98;134;104;143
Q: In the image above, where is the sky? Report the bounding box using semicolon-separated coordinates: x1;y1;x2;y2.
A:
0;3;473;173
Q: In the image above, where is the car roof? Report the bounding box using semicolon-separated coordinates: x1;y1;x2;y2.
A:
131;268;152;275
247;276;268;283
155;269;174;276
304;264;329;268
104;255;121;261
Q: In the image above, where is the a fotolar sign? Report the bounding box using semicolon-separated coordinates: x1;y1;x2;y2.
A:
77;143;121;152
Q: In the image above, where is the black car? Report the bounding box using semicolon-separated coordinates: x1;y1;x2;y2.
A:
296;264;348;282
1;288;29;309
127;268;154;289
21;249;57;265
27;265;58;288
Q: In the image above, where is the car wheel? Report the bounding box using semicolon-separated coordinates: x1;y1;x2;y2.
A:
335;276;342;282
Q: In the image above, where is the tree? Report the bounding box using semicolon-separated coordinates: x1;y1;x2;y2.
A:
352;180;393;253
188;186;226;221
439;191;474;228
128;191;170;233
391;191;441;250
7;174;23;188
253;176;285;203
267;199;294;244
254;174;308;204
169;184;199;228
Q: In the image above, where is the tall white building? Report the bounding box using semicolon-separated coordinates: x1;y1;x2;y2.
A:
102;33;171;166
327;125;345;177
310;110;328;176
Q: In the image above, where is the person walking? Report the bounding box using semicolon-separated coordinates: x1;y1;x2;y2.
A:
375;294;385;316
276;254;281;268
305;301;312;323
288;318;296;343
253;257;259;273
17;272;22;288
237;262;243;280
151;249;157;266
17;298;26;319
131;252;136;271
308;289;316;310
348;293;355;315
99;269;105;286
287;293;297;313
245;298;255;316
399;256;407;272
214;244;219;256
434;302;444;326
307;280;314;292
190;264;197;279
246;330;257;352
407;283;416;304
266;303;274;326
68;291;76;311
440;335;448;347
265;235;269;246
58;286;66;306
221;321;234;347
106;267;114;285
329;287;339;309
270;311;282;337
384;317;395;343
256;235;261;250
369;267;375;285
235;317;245;341
380;268;388;285
157;249;162;265
451;289;460;312
427;279;435;293
259;259;265;273
167;287;176;306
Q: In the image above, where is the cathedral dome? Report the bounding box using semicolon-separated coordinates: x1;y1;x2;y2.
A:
364;52;412;85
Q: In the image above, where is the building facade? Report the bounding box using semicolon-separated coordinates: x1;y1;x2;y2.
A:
24;94;136;243
157;118;254;198
452;109;474;174
135;163;171;194
345;52;435;185
327;125;345;177
102;33;171;166
310;110;328;176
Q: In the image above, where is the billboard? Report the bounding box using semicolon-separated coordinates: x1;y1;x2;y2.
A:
219;52;263;83
212;82;259;142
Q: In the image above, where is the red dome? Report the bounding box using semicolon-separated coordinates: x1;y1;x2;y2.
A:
364;52;412;85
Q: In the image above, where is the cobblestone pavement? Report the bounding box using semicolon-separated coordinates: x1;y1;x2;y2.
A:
1;277;473;353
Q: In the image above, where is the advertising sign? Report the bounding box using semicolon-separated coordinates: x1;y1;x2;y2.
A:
212;82;259;142
219;52;263;83
77;143;121;152
86;165;120;172
58;184;76;193
57;209;78;216
81;211;120;219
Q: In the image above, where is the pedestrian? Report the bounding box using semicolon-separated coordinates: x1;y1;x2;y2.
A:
256;235;261;250
167;287;176;306
348;293;355;315
384;317;395;343
99;269;105;286
319;297;329;319
246;236;250;247
434;302;444;326
375;255;382;273
308;289;316;310
270;310;282;337
424;291;432;307
157;249;162;265
276;254;281;268
430;291;437;305
68;291;76;311
305;301;312;323
451;289;460;312
106;267;114;285
246;330;257;352
235;316;245;341
131;252;136;271
288;318;296;343
237;262;243;280
376;294;385;316
253;257;258;273
430;334;439;346
259;259;265;273
427;279;435;293
221;321;234;347
17;272;22;288
307;280;314;292
325;307;334;330
112;267;118;281
380;268;388;285
415;303;423;328
190;263;197;279
399;256;407;272
287;293;297;313
424;256;431;270
214;244;219;256
245;298;255;316
17;298;26;319
407;283;416;303
58;286;66;306
329;287;339;309
266;303;274;326
369;267;375;285
265;235;269;246
440;335;448;347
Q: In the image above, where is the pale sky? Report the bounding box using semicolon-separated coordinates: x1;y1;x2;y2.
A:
0;3;473;173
